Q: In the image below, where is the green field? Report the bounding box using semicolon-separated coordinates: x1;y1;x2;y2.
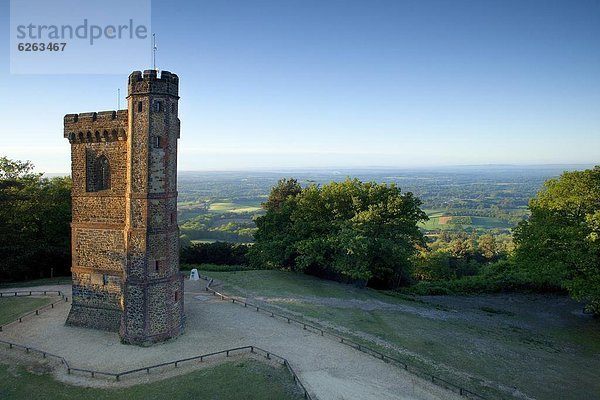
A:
177;204;208;222
0;359;303;400
208;201;262;214
177;199;262;221
204;270;600;400
422;209;445;218
420;212;512;231
190;239;218;244
0;297;52;325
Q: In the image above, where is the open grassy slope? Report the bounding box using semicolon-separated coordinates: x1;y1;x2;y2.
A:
204;270;600;400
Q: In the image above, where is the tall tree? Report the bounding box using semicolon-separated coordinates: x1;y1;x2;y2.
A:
514;166;600;315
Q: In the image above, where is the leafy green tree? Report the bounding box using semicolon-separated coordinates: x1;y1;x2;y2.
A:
249;179;311;269
251;178;427;288
262;178;302;211
250;195;300;269
0;157;71;281
478;233;498;260
514;166;600;315
414;250;453;281
180;241;249;265
0;157;40;181
449;237;470;258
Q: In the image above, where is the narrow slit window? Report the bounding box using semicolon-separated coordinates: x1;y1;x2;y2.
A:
174;291;179;302
137;101;143;112
102;273;108;286
95;155;110;191
153;136;161;148
170;212;175;224
154;101;162;112
155;260;160;272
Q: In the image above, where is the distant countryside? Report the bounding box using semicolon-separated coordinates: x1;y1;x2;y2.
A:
176;165;565;245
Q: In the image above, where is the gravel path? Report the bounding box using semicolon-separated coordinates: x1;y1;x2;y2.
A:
0;281;461;400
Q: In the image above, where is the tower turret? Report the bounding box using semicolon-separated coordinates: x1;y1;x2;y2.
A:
121;70;184;344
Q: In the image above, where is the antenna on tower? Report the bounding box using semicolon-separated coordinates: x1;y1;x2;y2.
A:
152;33;158;71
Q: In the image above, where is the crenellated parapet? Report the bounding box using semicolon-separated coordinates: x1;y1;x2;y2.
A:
64;110;128;143
128;70;179;97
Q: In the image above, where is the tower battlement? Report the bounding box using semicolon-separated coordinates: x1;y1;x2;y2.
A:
128;70;179;96
64;110;128;143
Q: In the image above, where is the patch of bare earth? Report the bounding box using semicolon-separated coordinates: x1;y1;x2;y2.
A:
437;216;451;225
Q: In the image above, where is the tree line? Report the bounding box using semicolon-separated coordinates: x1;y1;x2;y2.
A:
0;157;71;281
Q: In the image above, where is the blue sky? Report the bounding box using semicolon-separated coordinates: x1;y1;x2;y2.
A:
1;0;599;172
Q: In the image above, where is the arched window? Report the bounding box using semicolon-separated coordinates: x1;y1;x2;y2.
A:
96;156;110;191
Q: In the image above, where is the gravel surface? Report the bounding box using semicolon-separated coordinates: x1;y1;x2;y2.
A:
0;281;461;400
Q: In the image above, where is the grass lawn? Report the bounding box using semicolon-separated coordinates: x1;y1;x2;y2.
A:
0;297;53;325
0;277;70;289
203;270;402;302
206;270;600;400
0;359;304;400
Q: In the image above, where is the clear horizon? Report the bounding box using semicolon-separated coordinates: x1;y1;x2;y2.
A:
1;0;599;172
41;162;597;177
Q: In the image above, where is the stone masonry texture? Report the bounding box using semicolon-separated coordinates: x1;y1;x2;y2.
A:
64;70;184;345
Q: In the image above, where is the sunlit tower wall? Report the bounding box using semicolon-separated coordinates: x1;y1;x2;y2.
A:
64;110;129;332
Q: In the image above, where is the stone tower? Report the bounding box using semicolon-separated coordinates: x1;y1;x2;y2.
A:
64;70;184;345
